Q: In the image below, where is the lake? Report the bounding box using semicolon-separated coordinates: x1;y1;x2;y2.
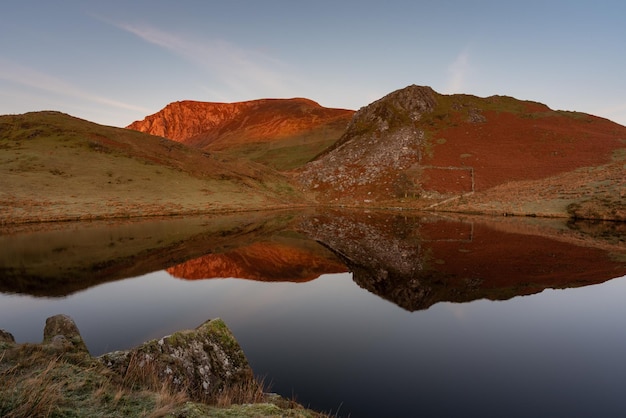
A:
1;209;625;417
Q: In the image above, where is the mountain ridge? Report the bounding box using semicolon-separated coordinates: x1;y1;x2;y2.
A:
127;98;354;170
2;84;625;223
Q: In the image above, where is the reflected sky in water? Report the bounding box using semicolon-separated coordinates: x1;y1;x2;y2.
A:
2;269;626;417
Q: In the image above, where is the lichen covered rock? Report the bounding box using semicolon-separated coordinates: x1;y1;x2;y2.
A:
99;318;254;403
43;314;89;353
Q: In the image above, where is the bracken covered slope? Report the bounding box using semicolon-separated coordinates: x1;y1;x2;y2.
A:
295;85;626;220
127;98;354;170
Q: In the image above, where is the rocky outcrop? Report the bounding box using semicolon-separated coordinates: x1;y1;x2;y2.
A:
296;85;438;203
0;315;253;403
295;84;626;219
127;100;252;142
127;98;354;170
336;84;437;145
43;314;89;353
128;98;353;145
99;318;254;403
0;315;89;353
0;315;323;417
0;329;15;347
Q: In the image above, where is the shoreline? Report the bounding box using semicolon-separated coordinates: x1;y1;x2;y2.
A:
0;315;328;418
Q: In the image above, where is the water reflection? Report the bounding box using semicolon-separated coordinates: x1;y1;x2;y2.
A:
3;209;623;309
1;210;626;417
299;210;626;310
0;210;317;295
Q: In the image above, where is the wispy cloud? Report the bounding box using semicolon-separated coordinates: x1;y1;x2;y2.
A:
0;58;152;113
444;49;471;94
110;21;299;99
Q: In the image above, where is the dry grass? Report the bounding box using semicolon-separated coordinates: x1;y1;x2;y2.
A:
214;374;268;408
0;347;173;417
120;351;268;407
0;356;65;418
0;344;282;417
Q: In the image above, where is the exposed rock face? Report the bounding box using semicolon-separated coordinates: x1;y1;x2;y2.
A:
128;98;353;146
128;100;249;142
99;318;254;403
338;84;437;144
127;98;354;170
296;85;438;203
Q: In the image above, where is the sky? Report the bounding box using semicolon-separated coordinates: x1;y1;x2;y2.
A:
1;0;625;128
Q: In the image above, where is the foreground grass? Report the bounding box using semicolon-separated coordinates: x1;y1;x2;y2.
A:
0;343;326;418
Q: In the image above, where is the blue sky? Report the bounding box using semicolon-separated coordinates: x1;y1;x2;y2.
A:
1;1;625;127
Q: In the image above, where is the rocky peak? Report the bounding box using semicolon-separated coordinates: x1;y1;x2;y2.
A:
127;100;252;142
296;85;438;203
127;98;353;145
340;85;437;141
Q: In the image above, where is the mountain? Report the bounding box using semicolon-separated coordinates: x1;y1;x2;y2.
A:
0;111;303;223
127;98;354;170
295;85;626;220
3;85;625;224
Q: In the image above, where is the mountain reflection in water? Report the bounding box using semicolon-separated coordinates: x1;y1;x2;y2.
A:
1;209;626;417
4;209;622;308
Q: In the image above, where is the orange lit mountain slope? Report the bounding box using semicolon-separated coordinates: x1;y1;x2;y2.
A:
127;98;354;170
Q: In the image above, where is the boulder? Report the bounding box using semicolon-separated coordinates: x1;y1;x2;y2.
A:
99;318;254;403
43;314;89;353
0;329;15;347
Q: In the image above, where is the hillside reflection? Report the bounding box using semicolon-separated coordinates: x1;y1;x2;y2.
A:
1;209;625;310
299;210;626;310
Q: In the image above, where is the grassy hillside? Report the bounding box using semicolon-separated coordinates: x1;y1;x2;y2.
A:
207;117;350;171
0;112;305;224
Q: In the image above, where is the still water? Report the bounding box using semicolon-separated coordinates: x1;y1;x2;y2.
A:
1;209;625;417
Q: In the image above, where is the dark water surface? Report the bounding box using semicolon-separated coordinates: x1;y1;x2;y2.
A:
1;209;625;417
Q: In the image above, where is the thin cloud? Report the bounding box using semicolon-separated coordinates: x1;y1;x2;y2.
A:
444;49;471;94
111;21;299;98
0;58;152;113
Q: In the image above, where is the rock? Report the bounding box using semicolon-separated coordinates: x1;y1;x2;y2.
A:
0;329;15;346
99;318;254;403
43;314;89;353
296;85;436;203
467;107;487;123
49;334;74;350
